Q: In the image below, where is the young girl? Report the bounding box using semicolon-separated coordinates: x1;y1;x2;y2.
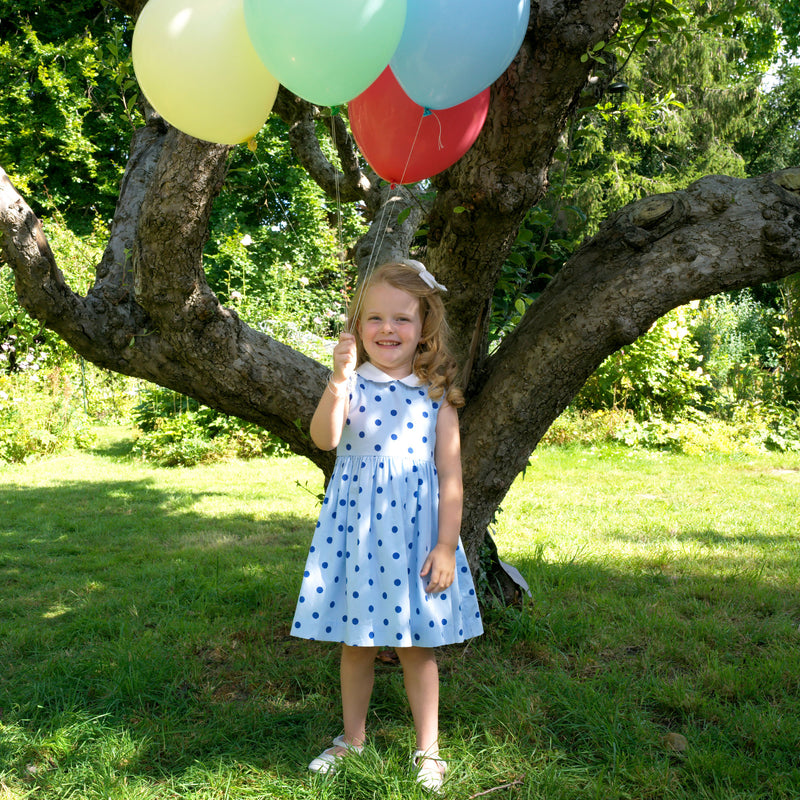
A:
291;260;483;792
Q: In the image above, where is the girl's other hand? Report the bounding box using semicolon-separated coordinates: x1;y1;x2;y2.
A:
332;332;357;383
420;543;456;594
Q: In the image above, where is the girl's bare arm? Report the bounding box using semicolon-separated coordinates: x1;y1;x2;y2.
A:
310;333;357;450
421;401;463;593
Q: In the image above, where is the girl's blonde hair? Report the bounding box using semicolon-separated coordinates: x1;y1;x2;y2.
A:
347;262;464;407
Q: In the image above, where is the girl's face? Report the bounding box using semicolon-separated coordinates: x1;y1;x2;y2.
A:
357;282;423;378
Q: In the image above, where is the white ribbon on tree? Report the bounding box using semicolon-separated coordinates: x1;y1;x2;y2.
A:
400;259;447;292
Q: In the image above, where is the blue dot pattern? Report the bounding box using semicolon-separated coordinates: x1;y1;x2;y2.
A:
292;370;483;647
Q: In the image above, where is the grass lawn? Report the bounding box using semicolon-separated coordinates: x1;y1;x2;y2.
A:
1;427;799;799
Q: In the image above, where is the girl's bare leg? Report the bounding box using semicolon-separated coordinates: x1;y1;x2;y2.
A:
396;646;440;756
340;644;379;747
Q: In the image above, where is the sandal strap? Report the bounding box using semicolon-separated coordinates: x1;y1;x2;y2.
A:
308;736;364;774
333;735;364;753
412;750;447;766
412;750;447;793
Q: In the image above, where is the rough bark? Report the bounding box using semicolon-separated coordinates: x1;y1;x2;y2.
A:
2;0;800;603
427;0;629;384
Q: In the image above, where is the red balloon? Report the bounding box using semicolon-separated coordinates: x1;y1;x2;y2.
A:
348;66;489;185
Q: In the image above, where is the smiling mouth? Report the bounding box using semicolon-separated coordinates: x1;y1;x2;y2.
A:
376;340;399;347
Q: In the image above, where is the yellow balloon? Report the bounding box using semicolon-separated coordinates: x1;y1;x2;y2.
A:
132;0;279;145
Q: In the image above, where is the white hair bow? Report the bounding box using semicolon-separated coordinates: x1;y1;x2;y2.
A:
400;259;447;293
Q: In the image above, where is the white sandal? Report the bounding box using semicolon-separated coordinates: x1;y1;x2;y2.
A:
412;750;447;793
308;735;364;775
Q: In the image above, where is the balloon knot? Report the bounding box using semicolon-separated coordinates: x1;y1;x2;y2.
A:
247;138;258;153
330;105;340;117
423;107;433;117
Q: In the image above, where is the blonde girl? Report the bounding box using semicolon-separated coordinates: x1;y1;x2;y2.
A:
292;261;483;791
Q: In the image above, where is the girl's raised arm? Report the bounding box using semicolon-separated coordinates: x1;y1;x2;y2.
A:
310;332;357;451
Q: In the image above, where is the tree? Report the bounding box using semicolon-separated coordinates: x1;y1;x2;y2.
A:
2;0;800;597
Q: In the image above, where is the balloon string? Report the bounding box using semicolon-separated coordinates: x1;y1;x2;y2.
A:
346;188;394;332
429;110;444;151
329;108;345;273
397;109;427;186
348;106;427;332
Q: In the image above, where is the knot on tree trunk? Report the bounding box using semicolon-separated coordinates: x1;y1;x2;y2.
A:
612;315;641;346
616;192;688;250
762;220;800;260
773;167;800;194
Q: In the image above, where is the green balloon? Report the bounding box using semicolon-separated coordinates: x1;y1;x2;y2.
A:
244;0;407;107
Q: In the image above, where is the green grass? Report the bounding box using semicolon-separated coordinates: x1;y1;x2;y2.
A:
1;430;799;799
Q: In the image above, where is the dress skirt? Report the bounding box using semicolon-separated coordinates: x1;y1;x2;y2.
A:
290;368;483;647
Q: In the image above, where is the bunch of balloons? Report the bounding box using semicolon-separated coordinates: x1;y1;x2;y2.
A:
132;0;530;182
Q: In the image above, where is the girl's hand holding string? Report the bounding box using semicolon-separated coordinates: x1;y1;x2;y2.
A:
312;332;357;450
329;332;357;391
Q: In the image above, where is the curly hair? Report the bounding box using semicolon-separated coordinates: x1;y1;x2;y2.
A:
347;262;465;407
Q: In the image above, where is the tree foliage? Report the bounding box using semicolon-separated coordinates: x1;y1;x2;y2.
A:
0;1;139;230
739;60;800;176
203;116;364;340
569;0;780;230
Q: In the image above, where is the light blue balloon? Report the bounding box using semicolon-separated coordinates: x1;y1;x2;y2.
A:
390;0;530;110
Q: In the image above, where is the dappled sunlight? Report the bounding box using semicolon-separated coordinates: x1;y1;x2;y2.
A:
42;603;73;620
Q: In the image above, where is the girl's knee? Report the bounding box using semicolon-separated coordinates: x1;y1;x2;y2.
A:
396;646;437;667
342;644;380;662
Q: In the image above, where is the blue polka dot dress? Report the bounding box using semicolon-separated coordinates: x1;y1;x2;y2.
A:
291;362;483;647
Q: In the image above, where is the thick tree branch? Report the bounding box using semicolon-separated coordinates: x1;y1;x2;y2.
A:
0;125;336;474
273;88;371;205
323;111;367;193
430;0;627;384
457;168;800;563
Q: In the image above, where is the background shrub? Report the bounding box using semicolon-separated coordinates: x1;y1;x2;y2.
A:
575;305;710;420
693;288;787;411
131;386;290;466
0;371;95;463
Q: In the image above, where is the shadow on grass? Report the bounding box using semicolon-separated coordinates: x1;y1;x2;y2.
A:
0;475;334;777
89;437;138;460
608;525;800;549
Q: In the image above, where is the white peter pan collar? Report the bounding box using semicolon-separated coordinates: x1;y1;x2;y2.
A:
356;362;424;387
